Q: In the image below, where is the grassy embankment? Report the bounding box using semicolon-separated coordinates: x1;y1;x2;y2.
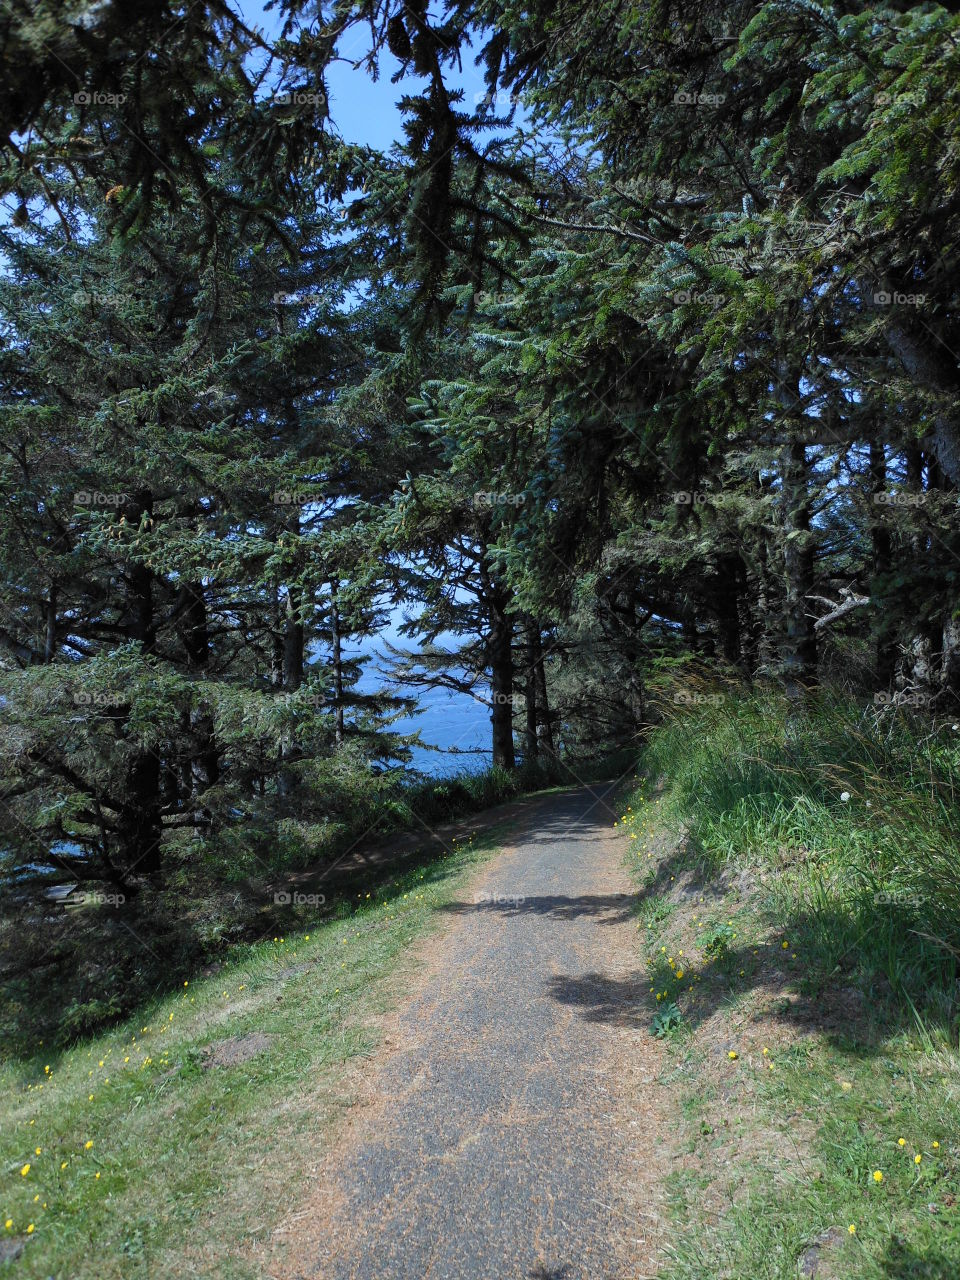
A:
621;689;960;1279
2;757;586;1054
0;802;534;1279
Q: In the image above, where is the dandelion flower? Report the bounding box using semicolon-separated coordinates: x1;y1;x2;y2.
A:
848;1225;856;1235
20;1164;29;1177
873;1170;883;1183
26;1224;34;1234
84;1141;93;1150
933;1141;940;1150
728;1050;738;1060
60;1161;67;1170
3;1220;11;1230
915;1154;922;1165
898;1138;906;1147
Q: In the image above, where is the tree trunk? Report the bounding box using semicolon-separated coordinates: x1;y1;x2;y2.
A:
119;495;163;876
531;623;556;757
714;555;744;667
488;596;515;769
178;580;219;792
117;751;163;876
278;584;304;797
523;616;538;763
900;446;936;695
330;579;345;749
283;586;303;691
869;440;896;690
883;319;960;486
43;587;57;663
780;438;818;693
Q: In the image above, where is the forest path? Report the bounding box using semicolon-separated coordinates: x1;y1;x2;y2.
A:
266;782;670;1280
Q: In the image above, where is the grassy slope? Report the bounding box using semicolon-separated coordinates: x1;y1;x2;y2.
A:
618;692;960;1279
0;818;523;1279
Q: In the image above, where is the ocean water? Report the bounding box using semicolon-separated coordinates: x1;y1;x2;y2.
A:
390;684;493;776
350;633;493;776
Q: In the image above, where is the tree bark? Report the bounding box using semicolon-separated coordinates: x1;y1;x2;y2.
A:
118;493;163;876
713;555;745;667
488;593;515;769
884;321;960;486
330;579;345;749
778;408;818;693
177;580;219;792
43;586;57;663
279;584;304;797
869;440;896;690
523;616;539;763
531;623;556;757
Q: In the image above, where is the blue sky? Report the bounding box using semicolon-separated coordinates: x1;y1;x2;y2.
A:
235;0;503;151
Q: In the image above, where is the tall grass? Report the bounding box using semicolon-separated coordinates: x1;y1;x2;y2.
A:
644;684;960;1018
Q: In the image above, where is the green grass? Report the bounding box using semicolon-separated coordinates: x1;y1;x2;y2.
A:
643;685;960;999
619;686;960;1279
0;821;512;1278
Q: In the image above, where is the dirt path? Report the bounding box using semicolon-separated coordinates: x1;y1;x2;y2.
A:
263;783;670;1280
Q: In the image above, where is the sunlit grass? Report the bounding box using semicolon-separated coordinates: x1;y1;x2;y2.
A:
621;685;960;1279
0;824;506;1278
